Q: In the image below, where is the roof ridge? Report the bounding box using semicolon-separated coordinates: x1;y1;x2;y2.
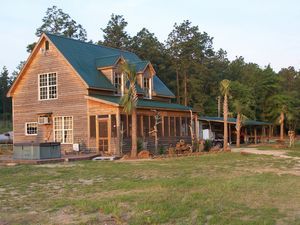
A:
94;54;121;60
131;60;149;64
44;32;134;54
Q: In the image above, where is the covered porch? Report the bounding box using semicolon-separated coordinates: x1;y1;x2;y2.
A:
86;95;199;155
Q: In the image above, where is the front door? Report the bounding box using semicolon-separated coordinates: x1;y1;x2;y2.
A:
98;120;109;153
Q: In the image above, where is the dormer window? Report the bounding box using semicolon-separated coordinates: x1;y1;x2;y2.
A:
143;77;151;99
114;72;123;95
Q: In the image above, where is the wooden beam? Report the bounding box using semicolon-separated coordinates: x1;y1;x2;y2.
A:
116;109;121;156
254;127;257;144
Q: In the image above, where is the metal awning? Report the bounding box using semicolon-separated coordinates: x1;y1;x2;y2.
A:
199;116;272;126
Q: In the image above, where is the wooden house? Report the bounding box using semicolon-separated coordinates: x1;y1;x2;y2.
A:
7;33;199;155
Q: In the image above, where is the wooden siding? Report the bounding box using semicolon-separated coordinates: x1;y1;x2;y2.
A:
100;68;113;83
13;38;88;153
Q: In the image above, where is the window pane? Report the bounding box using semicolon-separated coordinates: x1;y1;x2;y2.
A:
64;117;72;129
48;73;57;85
54;117;62;130
54;130;62;142
120;114;127;137
114;73;122;94
49;86;57;99
143;77;150;98
64;130;72;144
143;115;149;137
40;87;48;99
39;74;47;87
26;122;37;135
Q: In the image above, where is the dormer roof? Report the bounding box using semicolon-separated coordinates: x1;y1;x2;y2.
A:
95;54;122;69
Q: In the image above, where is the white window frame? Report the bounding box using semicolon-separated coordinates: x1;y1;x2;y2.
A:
38;72;58;101
143;76;152;99
113;71;124;96
53;116;73;144
25;122;38;136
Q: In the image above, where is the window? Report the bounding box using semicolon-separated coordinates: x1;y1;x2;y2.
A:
164;116;169;137
54;116;73;144
111;114;117;138
176;117;181;136
114;72;123;95
181;117;188;136
143;115;150;137
39;73;57;100
25;122;38;135
137;115;142;137
45;40;50;51
89;115;96;138
143;77;151;98
121;114;128;137
170;117;175;136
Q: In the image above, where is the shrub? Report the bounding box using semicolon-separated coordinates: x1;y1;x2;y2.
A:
159;145;165;155
204;140;213;152
137;138;143;151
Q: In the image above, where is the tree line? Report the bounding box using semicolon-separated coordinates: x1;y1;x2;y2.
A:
1;5;299;133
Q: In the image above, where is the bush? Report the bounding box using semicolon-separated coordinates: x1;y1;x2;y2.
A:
204;140;213;152
159;145;165;155
137;138;143;151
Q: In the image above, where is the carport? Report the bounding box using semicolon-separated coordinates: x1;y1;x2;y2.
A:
199;116;273;144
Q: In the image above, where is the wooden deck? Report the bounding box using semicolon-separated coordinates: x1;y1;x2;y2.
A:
0;153;100;165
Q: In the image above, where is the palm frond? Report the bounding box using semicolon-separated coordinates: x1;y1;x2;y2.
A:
220;79;230;96
120;60;138;114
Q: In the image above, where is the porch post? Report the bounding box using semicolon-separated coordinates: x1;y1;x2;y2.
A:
254;127;257;144
195;114;199;142
245;127;248;144
262;126;266;143
116;108;121;156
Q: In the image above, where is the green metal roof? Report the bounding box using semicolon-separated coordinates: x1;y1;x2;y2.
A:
153;76;175;98
95;54;121;68
47;33;139;90
90;94;191;111
46;33;175;97
199;116;272;126
132;61;149;72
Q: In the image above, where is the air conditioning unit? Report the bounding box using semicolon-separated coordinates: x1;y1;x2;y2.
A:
38;116;50;125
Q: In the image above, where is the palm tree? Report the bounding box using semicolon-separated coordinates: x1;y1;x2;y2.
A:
120;61;138;158
279;109;285;141
233;100;248;148
266;94;292;142
220;79;230;150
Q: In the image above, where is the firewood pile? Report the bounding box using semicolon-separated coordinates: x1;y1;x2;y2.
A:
167;139;192;156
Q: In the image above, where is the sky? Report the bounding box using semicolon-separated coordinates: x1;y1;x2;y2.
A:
0;0;300;73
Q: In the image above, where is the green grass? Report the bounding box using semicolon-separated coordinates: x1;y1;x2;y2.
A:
0;153;300;224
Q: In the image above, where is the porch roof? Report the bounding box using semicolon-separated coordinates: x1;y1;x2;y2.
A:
199;116;272;126
89;94;191;111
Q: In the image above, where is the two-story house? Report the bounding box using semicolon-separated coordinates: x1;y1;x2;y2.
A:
7;33;199;155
